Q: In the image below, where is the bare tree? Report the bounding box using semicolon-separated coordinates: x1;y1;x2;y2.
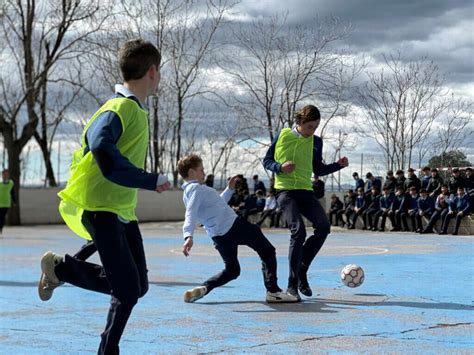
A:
0;0;107;223
433;97;473;165
357;53;449;171
217;14;358;148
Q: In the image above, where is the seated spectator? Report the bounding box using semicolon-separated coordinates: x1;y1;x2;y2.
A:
383;170;397;193
252;174;267;195
388;186;409;232
427;168;443;198
395;170;406;190
421;185;450;234
404;168;421;193
421;166;431;189
416;188;435;233
328;194;344;227
403;186;419;232
439;187;471;235
374;187;394;232
352;172;365;192
312;175;325;199
363;186;381;231
464;167;473;196
448;168;465;196
256;190;278;227
349;187;368;229
235;191;258;220
341;189;356;228
365;172;382;196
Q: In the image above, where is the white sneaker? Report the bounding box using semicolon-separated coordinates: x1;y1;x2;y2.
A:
38;251;64;301
183;286;207;303
266;291;300;303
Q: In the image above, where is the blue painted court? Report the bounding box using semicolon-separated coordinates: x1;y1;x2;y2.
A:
1;223;473;353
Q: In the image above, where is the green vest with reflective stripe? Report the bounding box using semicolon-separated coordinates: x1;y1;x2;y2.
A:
0;180;14;208
274;128;313;191
58;97;149;240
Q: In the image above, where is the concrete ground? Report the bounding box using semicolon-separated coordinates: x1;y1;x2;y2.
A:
0;222;473;354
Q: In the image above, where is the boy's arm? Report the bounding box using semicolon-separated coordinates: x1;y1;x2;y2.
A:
182;186;202;240
87;112;167;190
220;187;235;203
312;137;343;177
263;134;282;173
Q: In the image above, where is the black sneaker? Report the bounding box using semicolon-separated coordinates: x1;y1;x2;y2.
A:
298;272;312;297
286;287;301;302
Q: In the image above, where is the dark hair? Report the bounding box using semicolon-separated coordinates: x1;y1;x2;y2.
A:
432;168;438;173
253;175;258;180
409;186;417;191
366;172;373;178
347;189;354;193
396;170;404;175
452;168;460;173
382;186;390;191
397;186;405;191
407;168;415;173
422;166;431;172
387;170;394;176
295;105;320;124
352;172;359;177
177;154;202;179
256;189;264;196
466;167;472;172
118;39;161;81
420;188;427;193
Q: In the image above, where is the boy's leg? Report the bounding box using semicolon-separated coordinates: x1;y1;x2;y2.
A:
56;211;143;354
203;231;240;293
0;207;9;233
276;190;306;294
297;192;330;296
236;218;280;292
453;215;463;235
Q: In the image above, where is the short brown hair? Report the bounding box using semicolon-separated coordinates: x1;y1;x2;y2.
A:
118;39;161;81
295;105;321;124
177;154;202;179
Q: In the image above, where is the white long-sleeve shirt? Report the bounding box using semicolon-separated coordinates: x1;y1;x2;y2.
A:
182;180;237;239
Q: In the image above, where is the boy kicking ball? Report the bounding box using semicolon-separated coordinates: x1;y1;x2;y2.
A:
178;154;298;303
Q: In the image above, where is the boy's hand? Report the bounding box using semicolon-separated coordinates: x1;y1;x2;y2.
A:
183;237;193;257
338;156;349;167
156;181;171;193
281;161;296;173
228;176;240;189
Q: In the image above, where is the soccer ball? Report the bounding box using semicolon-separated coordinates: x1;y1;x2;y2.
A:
341;264;364;288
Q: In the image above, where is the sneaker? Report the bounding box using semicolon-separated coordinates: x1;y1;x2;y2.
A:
298;271;312;297
183;286;207;303
266;291;299;303
38;251;64;301
285;287;301;302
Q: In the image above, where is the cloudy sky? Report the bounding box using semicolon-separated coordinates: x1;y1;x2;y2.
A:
232;0;473;94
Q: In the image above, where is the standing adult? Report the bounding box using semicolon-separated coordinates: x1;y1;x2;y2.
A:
0;169;16;234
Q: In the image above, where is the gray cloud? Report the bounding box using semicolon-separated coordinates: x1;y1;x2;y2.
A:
232;0;474;85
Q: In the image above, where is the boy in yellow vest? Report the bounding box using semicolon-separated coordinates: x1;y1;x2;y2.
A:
263;105;349;301
38;39;170;354
0;169;15;234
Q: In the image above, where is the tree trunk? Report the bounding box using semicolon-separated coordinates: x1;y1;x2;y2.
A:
34;133;57;187
7;145;21;225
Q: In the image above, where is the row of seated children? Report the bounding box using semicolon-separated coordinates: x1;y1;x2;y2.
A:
352;167;473;198
328;184;471;235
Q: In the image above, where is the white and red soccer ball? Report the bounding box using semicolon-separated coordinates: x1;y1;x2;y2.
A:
341;264;364;288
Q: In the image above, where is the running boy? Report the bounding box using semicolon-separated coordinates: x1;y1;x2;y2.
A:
178;154;297;303
263;105;348;300
37;39;170;354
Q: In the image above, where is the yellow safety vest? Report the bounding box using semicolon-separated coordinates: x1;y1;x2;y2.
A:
58;97;149;240
0;180;14;208
274;128;313;191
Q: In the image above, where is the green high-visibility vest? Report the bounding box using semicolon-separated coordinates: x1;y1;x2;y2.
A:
0;180;14;208
58;97;149;240
274;128;313;191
